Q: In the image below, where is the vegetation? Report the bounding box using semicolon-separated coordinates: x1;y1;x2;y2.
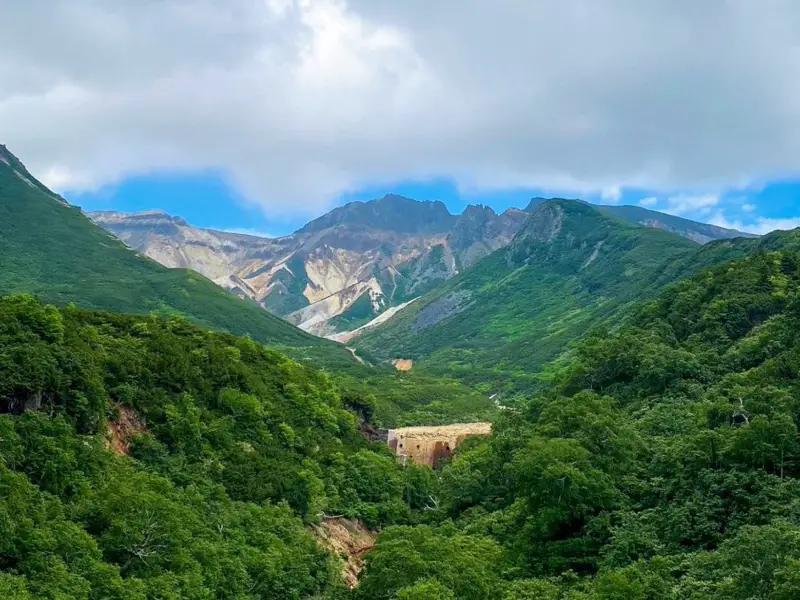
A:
0;294;448;598
0;146;498;428
337;370;495;428
357;200;720;395
7;142;800;597
327;292;379;332
6;227;796;598
357;231;800;597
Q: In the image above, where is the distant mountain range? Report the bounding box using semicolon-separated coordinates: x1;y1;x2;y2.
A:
89;194;754;337
89;197;529;335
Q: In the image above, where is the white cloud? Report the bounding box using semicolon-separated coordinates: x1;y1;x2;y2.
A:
601;186;622;203
639;196;658;207
5;1;800;216
709;210;800;234
663;194;720;217
217;227;279;239
742;203;757;212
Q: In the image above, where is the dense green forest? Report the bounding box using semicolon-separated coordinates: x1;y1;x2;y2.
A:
6;228;800;597
0;294;449;598
6;142;800;597
356;231;800;598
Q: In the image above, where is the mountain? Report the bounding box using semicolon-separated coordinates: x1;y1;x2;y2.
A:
0;144;352;368
354;199;759;393
601;204;757;243
297;193;455;234
90;197;529;336
91;195;752;339
5;211;800;599
525;197;755;244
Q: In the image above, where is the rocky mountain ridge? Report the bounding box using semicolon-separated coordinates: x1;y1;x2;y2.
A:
90;198;529;335
90;195;754;336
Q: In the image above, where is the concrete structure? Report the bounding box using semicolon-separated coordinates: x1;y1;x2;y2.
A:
387;422;492;467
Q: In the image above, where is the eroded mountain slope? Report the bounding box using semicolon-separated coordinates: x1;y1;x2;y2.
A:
91;197;529;334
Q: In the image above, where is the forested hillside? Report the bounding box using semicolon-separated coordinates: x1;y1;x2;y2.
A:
0;294;446;598
5;227;797;598
0;144;496;430
356;199;755;395
5;144;800;598
357;230;800;598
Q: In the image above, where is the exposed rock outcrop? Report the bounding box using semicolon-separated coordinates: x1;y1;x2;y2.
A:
391;358;413;371
106;406;147;456
312;517;376;589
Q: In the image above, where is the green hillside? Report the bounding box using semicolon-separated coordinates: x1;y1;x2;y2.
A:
525;197;756;243
357;229;800;598
0;294;446;598
356;199;728;394
0;145;353;369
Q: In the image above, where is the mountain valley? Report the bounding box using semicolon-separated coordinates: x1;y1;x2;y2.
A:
354;199;762;394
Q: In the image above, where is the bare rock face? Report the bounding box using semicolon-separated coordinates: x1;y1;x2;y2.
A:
106;406;147;457
312;517;376;589
89;196;528;336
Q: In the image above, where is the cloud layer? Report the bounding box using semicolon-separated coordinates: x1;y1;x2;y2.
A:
3;0;800;215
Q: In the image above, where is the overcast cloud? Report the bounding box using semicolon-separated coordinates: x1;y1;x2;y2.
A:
2;0;800;216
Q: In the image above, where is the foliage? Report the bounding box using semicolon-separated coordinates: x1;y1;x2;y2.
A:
0;294;429;598
337;371;496;428
359;234;800;597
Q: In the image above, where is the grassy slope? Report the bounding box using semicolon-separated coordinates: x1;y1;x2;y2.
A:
356;200;757;395
0;146;354;369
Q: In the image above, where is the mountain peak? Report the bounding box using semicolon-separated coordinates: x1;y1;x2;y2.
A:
507;198;692;270
460;204;497;219
525;196;584;213
0;143;70;206
297;195;454;235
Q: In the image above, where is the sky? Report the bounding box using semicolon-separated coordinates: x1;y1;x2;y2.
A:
2;0;800;237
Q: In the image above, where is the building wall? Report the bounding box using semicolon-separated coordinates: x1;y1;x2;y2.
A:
387;422;492;467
